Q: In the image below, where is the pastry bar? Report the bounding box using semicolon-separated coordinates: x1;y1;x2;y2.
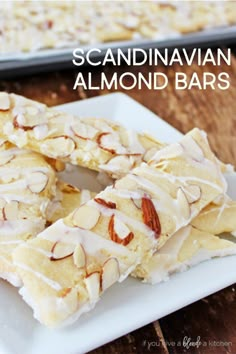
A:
0;92;163;179
49;179;236;286
48;181;96;224
135;225;236;284
12;128;227;327
0;140;95;287
0;140;57;286
192;198;236;236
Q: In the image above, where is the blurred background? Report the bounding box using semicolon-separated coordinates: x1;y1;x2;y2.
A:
1;1;236;76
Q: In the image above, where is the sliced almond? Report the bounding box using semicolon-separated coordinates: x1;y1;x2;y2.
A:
141;196;161;237
94;198;116;209
108;215;134;246
177;188;191;220
182;184;201;204
50;241;75;261
84;272;100;301
181;136;204;162
72;205;100;230
71;121;98;140
41;136;75;158
149;143;183;164
27;171;49;193
73;243;86;268
3;201;19;220
0;92;10;111
97;132;126;154
14;105;48;129
0;153;14;166
99;155;132;174
101;257;120;291
58;287;72;298
46;157;65;172
131;198;142;209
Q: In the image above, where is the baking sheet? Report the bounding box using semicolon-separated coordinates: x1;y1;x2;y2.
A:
0;25;236;78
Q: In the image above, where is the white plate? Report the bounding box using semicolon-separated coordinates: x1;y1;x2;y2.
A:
0;93;235;354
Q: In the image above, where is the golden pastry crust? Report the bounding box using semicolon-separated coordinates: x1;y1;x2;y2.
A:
13;128;227;327
0;141;96;287
192;199;236;236
0;92;163;179
134;225;236;284
0;142;57;286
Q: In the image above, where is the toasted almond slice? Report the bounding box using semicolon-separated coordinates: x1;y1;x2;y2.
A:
97;132;126;154
94;198;116;209
15;103;48;128
27;171;49;193
72;205;100;230
100;155;132;174
141;196;161;237
50;241;75;261
41;136;75;158
58;287;72;298
177;188;191;220
181;136;204;162
150;143;183;163
46;158;65;172
3;201;19;220
101;257;120;292
0;153;14;166
61;183;80;193
108;215;134;246
0;92;10;111
182;184;202;204
71;121;98;140
73;244;86;268
84;272;100;301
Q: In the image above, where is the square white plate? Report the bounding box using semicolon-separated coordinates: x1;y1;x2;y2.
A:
0;93;235;354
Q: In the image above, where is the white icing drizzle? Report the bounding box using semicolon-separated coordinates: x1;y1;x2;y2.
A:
39;219;135;257
88;199;156;239
0;179;27;192
0;240;24;245
0;147;29;157
14;261;62;291
0;255;14;266
0;219;45;237
138;163;224;193
110;188;143;200
20;244;53;258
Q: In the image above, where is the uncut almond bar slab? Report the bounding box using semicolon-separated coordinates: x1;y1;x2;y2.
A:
12;128;226;327
0;92;163;179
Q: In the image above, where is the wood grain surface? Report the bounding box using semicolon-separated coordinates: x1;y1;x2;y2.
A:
0;47;235;354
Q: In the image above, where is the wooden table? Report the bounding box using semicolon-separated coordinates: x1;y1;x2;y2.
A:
0;47;235;354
